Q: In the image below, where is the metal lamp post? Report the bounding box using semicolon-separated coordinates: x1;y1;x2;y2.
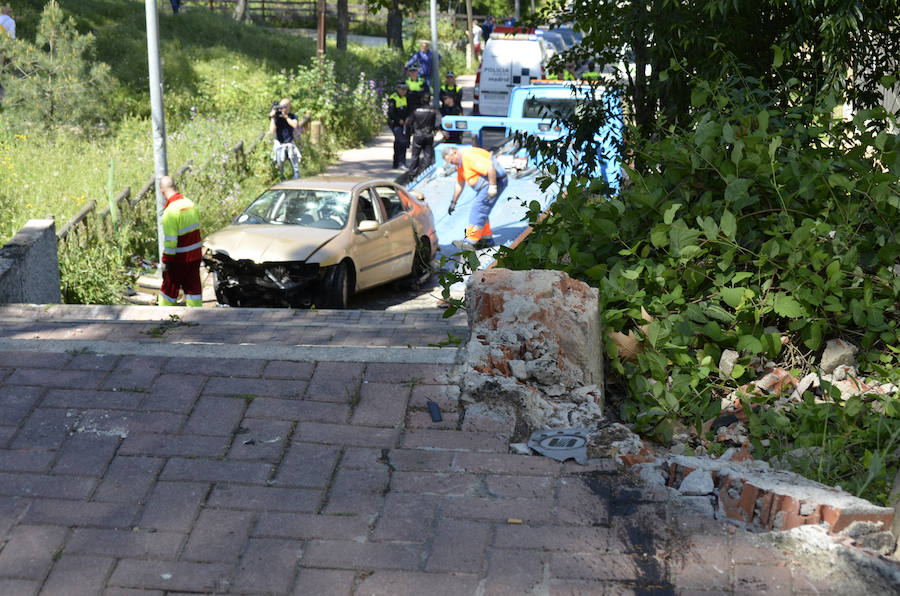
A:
144;0;168;269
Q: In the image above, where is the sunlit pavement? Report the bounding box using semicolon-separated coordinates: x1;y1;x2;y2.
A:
1;304;884;594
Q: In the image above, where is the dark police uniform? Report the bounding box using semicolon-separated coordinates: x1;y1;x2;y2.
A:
388;86;411;169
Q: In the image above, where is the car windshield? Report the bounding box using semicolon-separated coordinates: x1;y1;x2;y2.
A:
235;188;352;230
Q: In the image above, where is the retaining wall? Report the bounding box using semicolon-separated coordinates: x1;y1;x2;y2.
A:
0;219;61;304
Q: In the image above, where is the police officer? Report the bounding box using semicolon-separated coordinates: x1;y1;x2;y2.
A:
439;93;463;144
408;93;441;177
439;72;462;110
388;82;411;170
405;65;426;109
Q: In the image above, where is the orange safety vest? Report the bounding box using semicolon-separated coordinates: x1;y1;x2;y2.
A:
457;147;494;187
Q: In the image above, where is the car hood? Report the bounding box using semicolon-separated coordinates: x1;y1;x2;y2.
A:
204;224;340;263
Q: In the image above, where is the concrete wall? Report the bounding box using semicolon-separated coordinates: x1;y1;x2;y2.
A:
0;219;61;304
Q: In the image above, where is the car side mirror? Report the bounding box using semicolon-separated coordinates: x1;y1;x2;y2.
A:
357;220;379;232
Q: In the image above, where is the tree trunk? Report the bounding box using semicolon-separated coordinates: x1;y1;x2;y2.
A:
233;0;251;22
387;1;403;49
337;0;349;51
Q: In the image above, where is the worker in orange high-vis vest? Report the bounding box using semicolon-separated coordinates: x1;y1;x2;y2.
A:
157;175;203;307
443;145;509;251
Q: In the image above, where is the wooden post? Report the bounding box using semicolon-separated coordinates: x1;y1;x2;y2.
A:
310;120;323;145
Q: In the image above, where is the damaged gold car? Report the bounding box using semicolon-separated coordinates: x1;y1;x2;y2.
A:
203;176;438;308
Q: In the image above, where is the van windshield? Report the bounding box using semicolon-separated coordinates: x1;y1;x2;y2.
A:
521;97;579;120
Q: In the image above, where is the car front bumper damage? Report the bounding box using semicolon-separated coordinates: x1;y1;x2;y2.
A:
204;252;326;308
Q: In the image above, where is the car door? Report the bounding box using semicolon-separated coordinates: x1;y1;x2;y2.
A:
349;187;395;290
371;184;416;278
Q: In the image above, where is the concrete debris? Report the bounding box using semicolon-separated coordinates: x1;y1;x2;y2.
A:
460;269;604;432
508;359;527;380
790;372;820;401
609;421;895;541
679;469;715;495
715;421;749;446
678;495;717;517
754;366;797;394
821;338;859;374
859;531;900;556
831;364;856;382
634;462;667;487
508;442;532;456
452;270;900;569
718;349;739;378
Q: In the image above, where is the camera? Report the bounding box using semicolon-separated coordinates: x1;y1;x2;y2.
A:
270;101;287;116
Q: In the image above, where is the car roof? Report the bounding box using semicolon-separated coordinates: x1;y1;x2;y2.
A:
269;176;396;192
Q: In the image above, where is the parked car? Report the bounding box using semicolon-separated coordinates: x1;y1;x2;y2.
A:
203;176;438;309
536;29;569;54
553;27;578;48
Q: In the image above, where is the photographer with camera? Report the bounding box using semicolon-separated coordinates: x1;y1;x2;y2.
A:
268;97;305;180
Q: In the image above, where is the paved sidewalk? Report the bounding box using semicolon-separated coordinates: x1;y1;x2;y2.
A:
0;305;898;594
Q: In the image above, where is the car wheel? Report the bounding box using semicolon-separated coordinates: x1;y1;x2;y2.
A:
321;262;350;309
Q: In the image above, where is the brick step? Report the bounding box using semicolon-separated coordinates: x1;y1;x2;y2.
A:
0;304;468;364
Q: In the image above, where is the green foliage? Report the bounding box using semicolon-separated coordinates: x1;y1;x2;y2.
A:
536;0;900;133
268;57;390;147
472;0;513;19
437;250;481;318
744;383;900;505
0;0;117;125
58;221;134;305
406;15;472;75
495;70;900;502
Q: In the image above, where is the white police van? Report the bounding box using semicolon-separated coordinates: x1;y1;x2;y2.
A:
474;34;551;116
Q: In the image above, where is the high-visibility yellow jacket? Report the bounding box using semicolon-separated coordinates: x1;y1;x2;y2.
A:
161;193;202;264
388;92;410;126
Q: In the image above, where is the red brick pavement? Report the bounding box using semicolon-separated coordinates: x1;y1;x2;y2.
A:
0;306;895;594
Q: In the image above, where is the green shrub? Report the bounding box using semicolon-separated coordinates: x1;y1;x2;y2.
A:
58;220;134;305
269;56;391;147
493;72;900;503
